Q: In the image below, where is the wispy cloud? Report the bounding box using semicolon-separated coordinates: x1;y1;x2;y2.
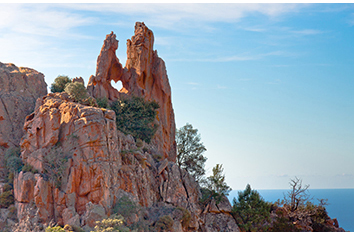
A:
61;3;308;30
167;50;294;63
291;29;325;35
243;27;267;32
0;4;99;80
217;85;227;89
335;173;353;177
267;79;282;85
0;4;96;38
212;50;287;62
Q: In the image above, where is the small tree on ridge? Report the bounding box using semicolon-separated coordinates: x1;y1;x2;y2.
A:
176;123;207;182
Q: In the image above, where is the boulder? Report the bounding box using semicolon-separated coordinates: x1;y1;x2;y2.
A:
202;212;240;232
81;202;106;229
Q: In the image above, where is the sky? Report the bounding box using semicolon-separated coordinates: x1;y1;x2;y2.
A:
0;3;353;190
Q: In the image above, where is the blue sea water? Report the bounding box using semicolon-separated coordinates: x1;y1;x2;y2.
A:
228;188;354;232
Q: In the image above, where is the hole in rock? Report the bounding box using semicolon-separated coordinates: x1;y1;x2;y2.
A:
111;80;123;91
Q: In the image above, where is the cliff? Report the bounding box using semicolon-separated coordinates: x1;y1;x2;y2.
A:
0;22;343;233
0;22;239;232
13;92;238;231
0;63;47;181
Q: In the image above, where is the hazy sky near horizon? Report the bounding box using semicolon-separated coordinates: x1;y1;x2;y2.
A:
0;3;353;190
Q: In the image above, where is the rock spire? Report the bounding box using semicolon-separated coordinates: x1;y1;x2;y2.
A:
88;22;176;162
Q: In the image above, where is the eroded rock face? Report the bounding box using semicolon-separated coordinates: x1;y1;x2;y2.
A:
0;62;47;180
10;22;239;232
87;22;176;162
87;32;124;100
14;94;238;232
17;93;121;226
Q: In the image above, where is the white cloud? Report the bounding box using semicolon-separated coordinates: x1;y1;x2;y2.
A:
217;85;227;89
243;27;267;32
61;3;308;30
291;29;325;35
166;50;292;62
0;4;95;38
212;50;287;62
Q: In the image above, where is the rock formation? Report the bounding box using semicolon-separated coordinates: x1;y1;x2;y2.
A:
0;63;47;181
0;22;343;232
14;93;239;231
87;22;176;162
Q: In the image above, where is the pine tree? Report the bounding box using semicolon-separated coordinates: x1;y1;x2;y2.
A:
232;184;271;232
176;123;207;182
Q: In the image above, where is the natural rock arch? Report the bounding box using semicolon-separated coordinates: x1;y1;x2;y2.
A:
87;22;176;162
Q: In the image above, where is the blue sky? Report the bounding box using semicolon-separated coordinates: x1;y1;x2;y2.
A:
1;3;353;190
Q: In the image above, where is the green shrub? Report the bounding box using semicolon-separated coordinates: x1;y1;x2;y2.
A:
82;96;97;107
50;75;72;93
6;156;23;173
231;184;271;232
4;147;23;173
204;164;231;204
129;219;151;232
22;164;38;174
154;215;174;232
93;214;130;232
42;146;69;189
110;96;159;143
2;183;12;192
45;225;66;232
7;172;14;185
0;190;14;208
96;97;110;109
176;207;191;228
4;147;21;160
112;196;139;219
271;209;300;232
199;187;213;207
8;205;17;220
64;81;89;103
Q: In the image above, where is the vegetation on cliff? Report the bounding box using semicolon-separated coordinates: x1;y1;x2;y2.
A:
200;163;232;207
231;184;271;232
230;177;343;232
50;77;160;144
110;96;159;143
176;123;207;183
50;75;72;93
64;81;89;103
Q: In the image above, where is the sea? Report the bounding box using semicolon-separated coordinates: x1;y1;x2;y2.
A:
228;188;354;232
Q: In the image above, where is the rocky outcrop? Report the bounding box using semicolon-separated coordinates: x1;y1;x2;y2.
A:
18;93;120;226
1;22;239;232
0;62;47;181
13;93;239;232
87;32;124;100
87;22;176;162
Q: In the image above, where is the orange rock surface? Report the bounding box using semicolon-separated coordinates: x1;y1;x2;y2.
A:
10;23;239;232
87;22;176;162
0;62;47;181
